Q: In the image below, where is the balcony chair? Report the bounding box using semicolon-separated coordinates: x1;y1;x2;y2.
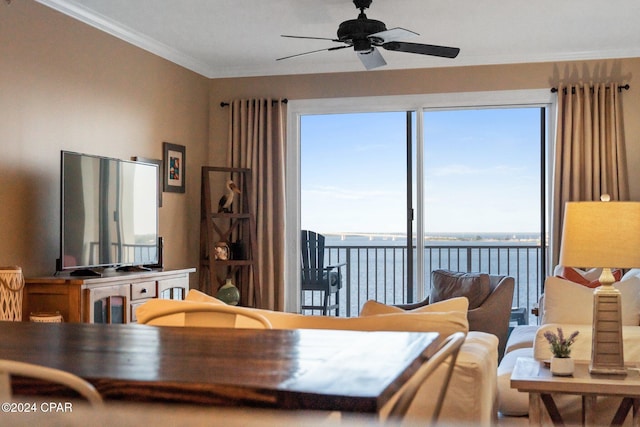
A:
396;269;514;360
137;301;272;329
300;230;346;316
386;331;466;424
0;359;103;406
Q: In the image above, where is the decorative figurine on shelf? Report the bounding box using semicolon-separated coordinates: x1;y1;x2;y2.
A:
216;278;240;306
218;179;241;213
213;242;230;260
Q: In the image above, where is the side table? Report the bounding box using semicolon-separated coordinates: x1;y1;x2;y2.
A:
510;357;640;427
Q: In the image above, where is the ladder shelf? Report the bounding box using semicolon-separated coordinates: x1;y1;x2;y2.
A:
199;166;261;307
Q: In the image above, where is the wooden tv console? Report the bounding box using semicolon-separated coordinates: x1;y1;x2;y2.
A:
23;268;195;324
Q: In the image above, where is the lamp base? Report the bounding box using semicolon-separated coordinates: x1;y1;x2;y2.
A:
589;284;626;376
589;366;627;376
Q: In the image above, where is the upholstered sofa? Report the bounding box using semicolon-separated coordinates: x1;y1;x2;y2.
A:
498;268;640;425
137;290;499;426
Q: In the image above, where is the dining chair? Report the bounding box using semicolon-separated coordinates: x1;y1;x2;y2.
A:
139;301;273;329
386;331;466;424
0;359;103;406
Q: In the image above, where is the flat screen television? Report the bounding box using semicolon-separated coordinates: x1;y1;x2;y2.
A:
59;151;159;276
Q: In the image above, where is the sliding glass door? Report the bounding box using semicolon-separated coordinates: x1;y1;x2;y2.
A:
290;90;553;317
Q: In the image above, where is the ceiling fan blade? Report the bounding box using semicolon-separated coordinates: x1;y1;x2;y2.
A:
383;41;460;58
369;27;418;44
357;47;387;70
277;45;350;61
281;35;339;42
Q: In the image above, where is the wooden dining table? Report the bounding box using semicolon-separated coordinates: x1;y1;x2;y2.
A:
0;321;439;414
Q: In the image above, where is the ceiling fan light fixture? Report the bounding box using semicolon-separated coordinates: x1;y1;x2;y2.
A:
353;38;373;53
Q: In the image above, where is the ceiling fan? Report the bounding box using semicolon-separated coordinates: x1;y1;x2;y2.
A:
277;0;460;70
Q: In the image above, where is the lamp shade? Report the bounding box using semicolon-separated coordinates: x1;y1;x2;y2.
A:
559;201;640;269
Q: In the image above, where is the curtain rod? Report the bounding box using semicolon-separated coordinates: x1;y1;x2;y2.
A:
220;99;288;108
551;84;630;94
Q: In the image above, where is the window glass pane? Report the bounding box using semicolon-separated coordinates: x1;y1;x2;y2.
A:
422;108;542;314
301;112;408;235
300;112;409;315
423;108;541;234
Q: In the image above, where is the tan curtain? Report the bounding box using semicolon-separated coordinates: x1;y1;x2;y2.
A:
551;83;629;268
227;98;286;310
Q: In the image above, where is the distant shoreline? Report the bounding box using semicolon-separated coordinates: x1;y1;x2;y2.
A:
323;232;542;243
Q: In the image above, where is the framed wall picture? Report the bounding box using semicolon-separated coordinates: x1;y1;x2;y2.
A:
133;156;163;207
163;142;186;193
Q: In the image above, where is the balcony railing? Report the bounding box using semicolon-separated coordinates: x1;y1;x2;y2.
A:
301;243;545;324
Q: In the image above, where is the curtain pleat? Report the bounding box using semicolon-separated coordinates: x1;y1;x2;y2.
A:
227;99;286;310
550;83;629;269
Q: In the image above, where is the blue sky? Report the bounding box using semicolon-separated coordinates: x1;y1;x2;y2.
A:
301;108;542;235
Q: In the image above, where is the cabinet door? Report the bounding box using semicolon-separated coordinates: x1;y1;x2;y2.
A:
86;285;129;324
158;277;188;300
130;301;146;323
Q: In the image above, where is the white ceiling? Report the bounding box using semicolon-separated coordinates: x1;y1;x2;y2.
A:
36;0;640;79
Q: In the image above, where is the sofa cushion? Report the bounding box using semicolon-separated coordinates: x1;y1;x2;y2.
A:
359;297;469;317
505;325;538;354
383;331;498;424
431;270;491;310
555;266;622;288
263;310;469;338
623;268;640;280
497;347;533;416
541;276;640;326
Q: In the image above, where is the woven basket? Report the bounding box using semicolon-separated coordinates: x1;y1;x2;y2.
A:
0;266;24;321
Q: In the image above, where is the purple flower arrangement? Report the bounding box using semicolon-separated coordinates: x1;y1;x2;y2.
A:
544;327;579;358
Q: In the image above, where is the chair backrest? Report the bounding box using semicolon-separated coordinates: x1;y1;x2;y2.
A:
300;230;327;286
0;359;103;406
469;274;514;360
140;302;273;329
386;331;466;424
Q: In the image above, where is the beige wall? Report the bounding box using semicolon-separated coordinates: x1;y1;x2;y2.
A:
209;59;640;200
0;1;209;282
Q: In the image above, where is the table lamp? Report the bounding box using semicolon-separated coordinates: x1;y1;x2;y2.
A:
559;197;640;375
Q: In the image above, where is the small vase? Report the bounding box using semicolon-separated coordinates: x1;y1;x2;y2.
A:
550;356;574;376
216;278;240;306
